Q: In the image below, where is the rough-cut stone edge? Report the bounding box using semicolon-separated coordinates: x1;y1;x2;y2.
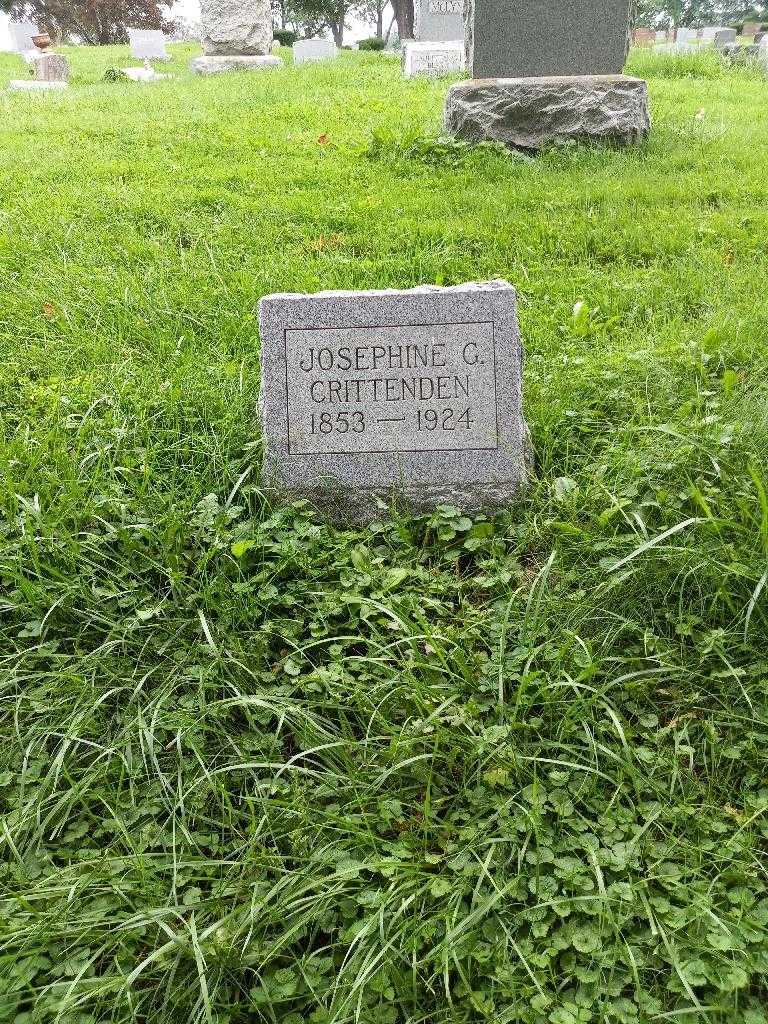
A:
189;54;282;74
444;75;650;152
257;281;532;524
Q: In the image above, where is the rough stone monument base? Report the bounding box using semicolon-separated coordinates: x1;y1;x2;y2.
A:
9;80;69;91
444;75;650;151
190;54;281;74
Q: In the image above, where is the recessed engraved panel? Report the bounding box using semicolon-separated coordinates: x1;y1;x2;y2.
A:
285;321;498;456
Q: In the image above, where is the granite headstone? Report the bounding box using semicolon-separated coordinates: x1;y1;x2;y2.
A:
467;0;632;79
446;0;648;151
258;282;529;520
414;0;464;42
713;28;737;48
10;45;70;90
190;0;281;73
700;26;726;42
33;51;69;81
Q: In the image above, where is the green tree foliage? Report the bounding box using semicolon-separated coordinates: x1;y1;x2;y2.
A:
271;0;409;45
0;0;173;43
637;0;766;26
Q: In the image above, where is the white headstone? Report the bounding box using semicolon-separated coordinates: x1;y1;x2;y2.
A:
293;38;337;64
10;20;38;52
676;27;698;45
127;28;170;61
402;39;464;77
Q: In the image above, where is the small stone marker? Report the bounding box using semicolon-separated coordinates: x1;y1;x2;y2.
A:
445;0;649;152
190;0;281;74
712;28;737;49
127;28;170;62
33;51;69;81
258;282;529;520
402;40;464;77
122;61;172;81
293;39;337;64
632;28;656;47
414;0;464;42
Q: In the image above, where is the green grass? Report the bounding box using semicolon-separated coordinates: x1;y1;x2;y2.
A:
1;43;768;1024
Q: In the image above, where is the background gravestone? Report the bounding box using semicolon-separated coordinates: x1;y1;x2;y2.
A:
190;0;281;74
127;28;170;62
10;53;69;90
467;0;632;79
402;39;463;77
633;28;656;47
258;282;529;521
293;39;337;64
10;20;39;62
713;28;737;48
414;0;464;42
446;0;649;152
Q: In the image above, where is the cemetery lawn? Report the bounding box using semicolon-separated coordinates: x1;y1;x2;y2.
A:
3;42;768;1024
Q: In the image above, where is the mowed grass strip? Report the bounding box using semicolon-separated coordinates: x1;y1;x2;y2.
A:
1;45;768;1024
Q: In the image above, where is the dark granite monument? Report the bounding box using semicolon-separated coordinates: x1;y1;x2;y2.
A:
469;0;632;79
446;0;650;151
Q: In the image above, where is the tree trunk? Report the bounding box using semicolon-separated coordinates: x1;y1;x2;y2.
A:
376;0;383;37
391;0;413;39
329;14;343;44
